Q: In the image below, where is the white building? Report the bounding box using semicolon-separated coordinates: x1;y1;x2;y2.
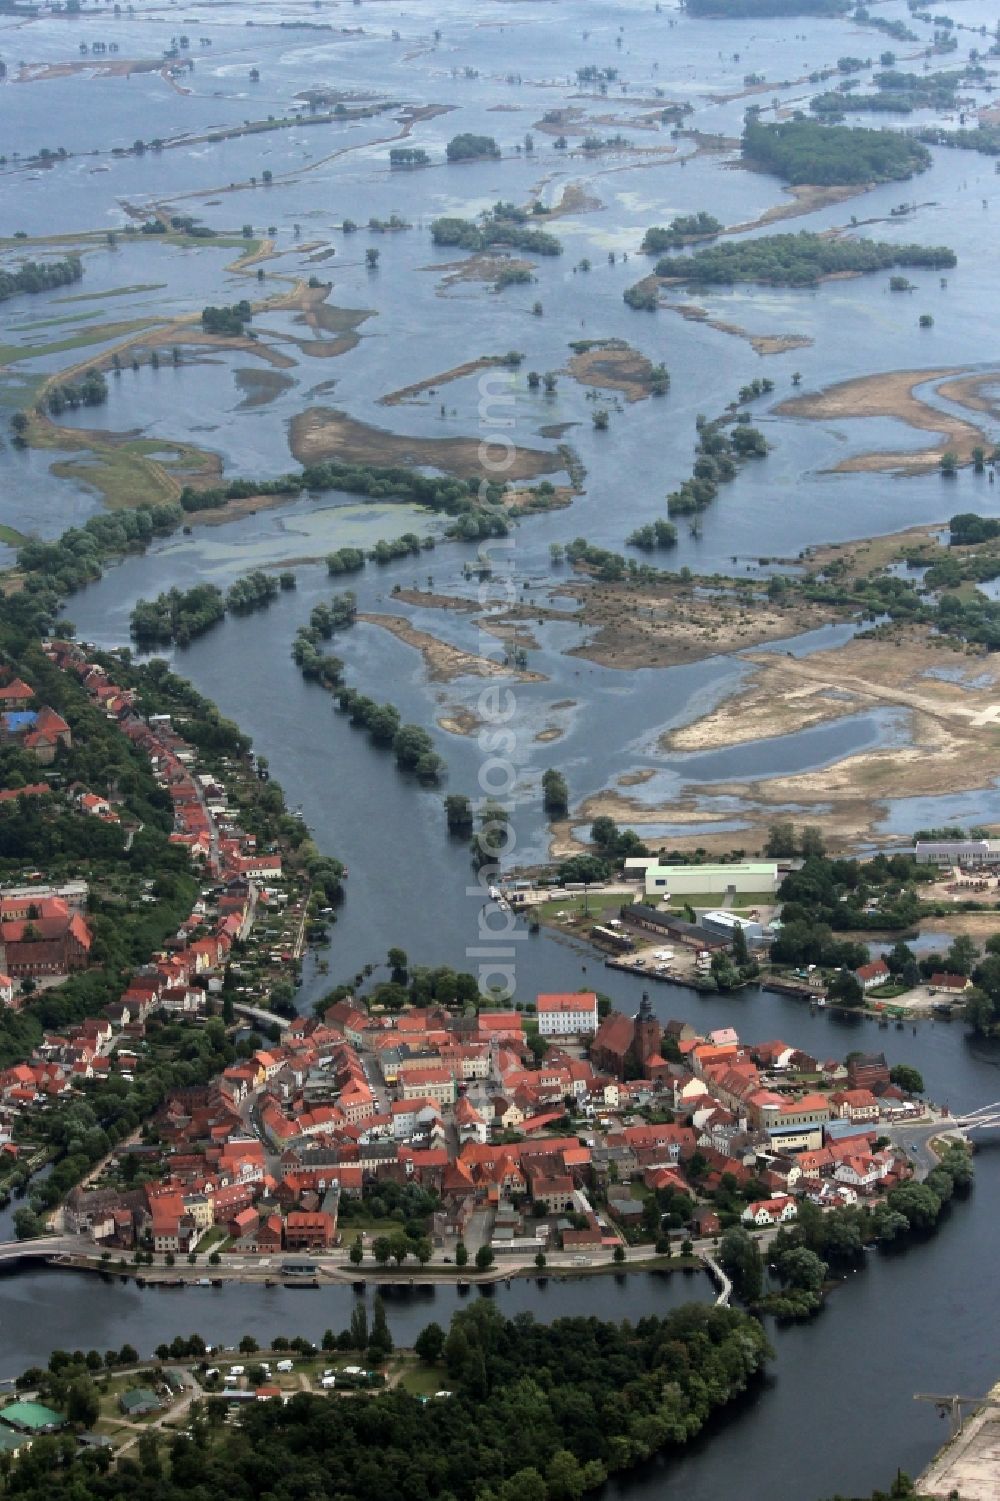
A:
913;839;1000;867
536;992;599;1037
643;862;778;900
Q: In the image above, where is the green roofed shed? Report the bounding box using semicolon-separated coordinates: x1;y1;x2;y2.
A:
119;1388;159;1417
0;1400;65;1432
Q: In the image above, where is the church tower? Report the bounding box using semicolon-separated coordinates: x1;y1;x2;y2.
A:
632;991;662;1072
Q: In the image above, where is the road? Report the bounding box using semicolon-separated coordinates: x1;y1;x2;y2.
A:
0;1234;91;1262
880;1117;965;1178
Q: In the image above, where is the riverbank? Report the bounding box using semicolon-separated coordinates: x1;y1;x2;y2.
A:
775;366;996;474
916;1374;1000;1500
16;1246;704;1286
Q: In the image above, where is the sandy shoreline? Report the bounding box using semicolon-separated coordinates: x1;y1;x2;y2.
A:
562;627;1000;856
290;407;563;481
664;302;813;356
776;366;995;473
549;580;843;670
563;340;660;402
357;613;547;681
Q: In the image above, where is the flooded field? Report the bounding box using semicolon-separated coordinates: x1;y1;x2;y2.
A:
6;0;1000;867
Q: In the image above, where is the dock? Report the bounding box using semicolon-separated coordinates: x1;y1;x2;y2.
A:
916;1380;1000;1499
602;957;718;993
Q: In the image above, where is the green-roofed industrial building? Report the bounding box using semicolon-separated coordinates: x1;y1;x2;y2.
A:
0;1400;65;1433
641;861;779;899
119;1388;159;1417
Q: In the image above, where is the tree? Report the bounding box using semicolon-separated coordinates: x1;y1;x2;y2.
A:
366;247;380;269
455;1241;468;1268
765;821;797;857
612;1244;626;1264
416;1238;432;1265
349;1302;369;1349
799;824;826;857
889;1063;924;1094
445;794;473;834
349;1235;364;1266
547;1450;585;1501
446;133;500;161
373;1236;391;1266
534;1251;547;1269
886;939;915;976
414;1321;445;1363
369;1293;393;1357
541;768;569;817
387;946;408;983
827;968;864;1007
239;1335;259;1354
443;1324;469;1379
887;1181;942;1230
775;1245;827;1293
66;1377;100;1428
389;1231;410;1267
13;1208;43;1240
946;934;978;976
503;1469;547;1501
718;1226;763;1302
475;1245;494;1271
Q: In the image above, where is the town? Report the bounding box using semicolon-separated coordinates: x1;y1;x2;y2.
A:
15;976;934;1274
0;640;961;1285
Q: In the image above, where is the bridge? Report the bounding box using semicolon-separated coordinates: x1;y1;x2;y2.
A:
946;1103;1000;1131
232;1001;285;1031
0;1235;90;1264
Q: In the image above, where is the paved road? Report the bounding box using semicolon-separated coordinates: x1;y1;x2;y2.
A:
881;1117;964;1178
0;1234;91;1262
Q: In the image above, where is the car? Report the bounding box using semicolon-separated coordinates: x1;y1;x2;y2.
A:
434;1391;452;1399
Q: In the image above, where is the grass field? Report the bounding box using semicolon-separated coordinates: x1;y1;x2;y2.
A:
10;310;101;332
536;893;632;924
339;1213;417;1236
392;1358;446;1397
48;437;211;509
0;317;159;367
56;283;167;304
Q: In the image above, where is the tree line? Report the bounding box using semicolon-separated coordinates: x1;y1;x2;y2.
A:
657;230;955;287
0;1301;770;1501
742;118;931;185
0;255;82;303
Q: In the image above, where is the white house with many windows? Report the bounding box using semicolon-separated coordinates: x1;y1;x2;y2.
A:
536;992;599;1037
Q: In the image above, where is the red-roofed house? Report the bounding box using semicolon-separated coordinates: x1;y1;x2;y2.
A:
536;992;598;1038
929;972;971;995
854;959;890;992
742;1196;797;1227
829;1088;881;1123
